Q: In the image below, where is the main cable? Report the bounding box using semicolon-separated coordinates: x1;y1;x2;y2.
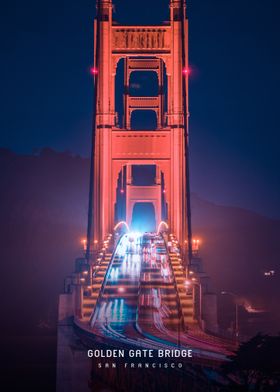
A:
86;0;101;262
180;0;193;269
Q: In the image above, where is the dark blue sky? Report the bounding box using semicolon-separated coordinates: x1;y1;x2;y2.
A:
1;0;280;218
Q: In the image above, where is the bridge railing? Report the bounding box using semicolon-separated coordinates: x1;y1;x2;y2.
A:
161;234;186;332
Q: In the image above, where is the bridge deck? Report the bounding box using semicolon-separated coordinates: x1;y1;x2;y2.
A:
76;233;234;362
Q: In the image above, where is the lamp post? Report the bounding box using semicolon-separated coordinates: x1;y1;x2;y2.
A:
221;291;240;345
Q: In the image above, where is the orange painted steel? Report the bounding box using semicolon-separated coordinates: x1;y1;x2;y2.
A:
91;0;190;254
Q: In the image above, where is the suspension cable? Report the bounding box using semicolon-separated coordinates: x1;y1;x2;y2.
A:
180;0;193;268
86;0;101;262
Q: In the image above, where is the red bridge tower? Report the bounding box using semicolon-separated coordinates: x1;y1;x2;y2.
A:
90;0;191;254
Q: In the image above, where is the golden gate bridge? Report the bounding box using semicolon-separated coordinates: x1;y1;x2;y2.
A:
57;1;235;390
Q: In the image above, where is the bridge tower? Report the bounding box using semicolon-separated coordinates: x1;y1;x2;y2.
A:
90;0;190;254
56;4;223;390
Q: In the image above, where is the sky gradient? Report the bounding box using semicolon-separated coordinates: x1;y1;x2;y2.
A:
1;0;279;218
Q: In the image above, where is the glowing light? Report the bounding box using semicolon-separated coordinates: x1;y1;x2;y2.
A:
244;303;265;313
183;67;189;75
192;238;200;251
81;238;87;251
90;67;98;75
114;221;129;232
120;188;124;194
129;232;141;242
94;240;98;244
161;266;169;277
157;221;169;234
264;270;275;277
118;287;125;293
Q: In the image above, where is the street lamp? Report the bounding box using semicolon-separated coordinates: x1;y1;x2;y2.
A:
221;291;240;345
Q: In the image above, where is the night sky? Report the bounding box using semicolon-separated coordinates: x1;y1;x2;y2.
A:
1;0;280;218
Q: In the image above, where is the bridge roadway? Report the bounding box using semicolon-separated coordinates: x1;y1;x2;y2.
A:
75;233;233;365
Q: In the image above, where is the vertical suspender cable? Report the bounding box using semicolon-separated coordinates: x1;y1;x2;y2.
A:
180;0;193;269
86;0;101;263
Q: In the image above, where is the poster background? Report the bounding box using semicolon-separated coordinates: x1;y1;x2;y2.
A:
0;0;279;390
